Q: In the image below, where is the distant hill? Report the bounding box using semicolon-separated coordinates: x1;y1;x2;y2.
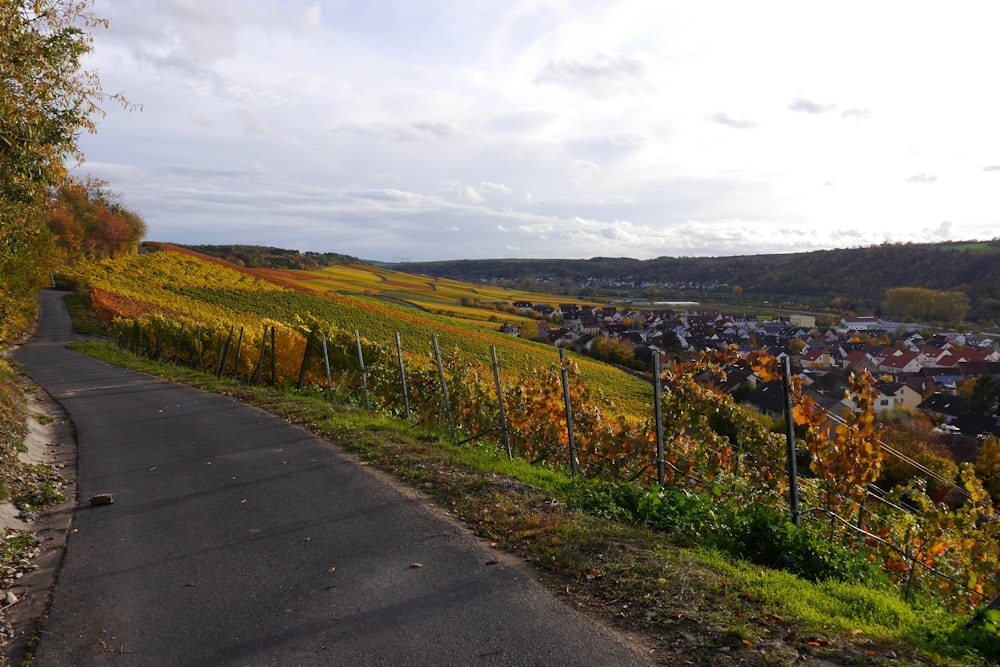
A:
394;240;1000;324
179;244;366;271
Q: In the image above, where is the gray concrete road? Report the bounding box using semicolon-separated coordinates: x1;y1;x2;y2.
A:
13;291;651;666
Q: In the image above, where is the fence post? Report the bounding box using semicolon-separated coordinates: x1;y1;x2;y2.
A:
781;355;801;525
966;590;1000;628
395;333;411;420
653;352;665;486
216;325;235;378
195;325;204;370
172;323;185;365
233;327;245;379
321;331;333;392
129;321;138;354
297;333;312;390
270;327;277;386
432;336;456;443
355;330;371;410
490;346;513;460
559;349;579;476
252;326;268;384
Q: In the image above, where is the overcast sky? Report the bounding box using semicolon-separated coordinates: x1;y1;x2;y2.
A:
79;0;1000;262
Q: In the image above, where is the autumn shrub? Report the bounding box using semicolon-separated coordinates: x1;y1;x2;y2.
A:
878;411;960;502
976;436;1000;507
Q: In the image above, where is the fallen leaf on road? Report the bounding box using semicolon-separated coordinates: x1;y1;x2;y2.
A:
409;562;423;568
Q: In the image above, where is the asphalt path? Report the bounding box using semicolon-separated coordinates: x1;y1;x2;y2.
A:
14;291;651;666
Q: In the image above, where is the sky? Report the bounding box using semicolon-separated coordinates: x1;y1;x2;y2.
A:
78;0;1000;262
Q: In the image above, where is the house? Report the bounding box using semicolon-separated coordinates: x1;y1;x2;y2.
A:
918;371;961;394
842;316;881;330
533;304;555;317
557;304;581;321
873;381;923;414
905;376;938;400
949;412;1000;441
878;351;922;375
501;323;521;337
745;380;786;419
810;372;850;399
957;361;1000;380
917;346;951;367
578;313;601;334
800;348;834;369
957;348;1000;363
918;393;967;423
842;350;878;373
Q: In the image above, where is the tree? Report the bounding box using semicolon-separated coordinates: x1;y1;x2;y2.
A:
968;375;1000;417
876;411;959;499
881;287;970;323
587;336;641;370
0;0;128;343
975;436;1000;506
46;176;146;260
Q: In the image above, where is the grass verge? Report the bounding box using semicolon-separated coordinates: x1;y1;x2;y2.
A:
66;337;994;666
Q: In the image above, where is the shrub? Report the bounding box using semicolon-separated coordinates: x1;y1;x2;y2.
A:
724;504;885;585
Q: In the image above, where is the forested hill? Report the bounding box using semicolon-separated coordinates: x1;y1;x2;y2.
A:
393;240;1000;322
179;244;366;271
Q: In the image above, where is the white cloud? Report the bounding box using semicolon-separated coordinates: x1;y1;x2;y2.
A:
705;111;758;130
443;182;485;204
534;51;651;97
78;0;1000;261
479;181;512;194
840;108;871;121
905;173;938;184
788;97;837;115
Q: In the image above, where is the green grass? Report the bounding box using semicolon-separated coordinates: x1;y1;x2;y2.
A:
66;338;993;665
941;242;1000;253
62;291;108;336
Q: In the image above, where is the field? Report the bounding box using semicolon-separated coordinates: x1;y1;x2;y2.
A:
72;247;654;416
255;263;592;327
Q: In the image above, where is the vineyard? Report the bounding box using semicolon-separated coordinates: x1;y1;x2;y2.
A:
67;246;1000;630
256;263;577;328
75;247;654;415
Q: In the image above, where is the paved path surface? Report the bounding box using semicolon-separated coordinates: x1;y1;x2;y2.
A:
13;291;650;666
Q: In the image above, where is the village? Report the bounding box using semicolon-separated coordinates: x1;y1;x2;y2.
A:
500;301;1000;465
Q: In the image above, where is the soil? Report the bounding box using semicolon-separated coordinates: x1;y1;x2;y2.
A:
0;372;76;666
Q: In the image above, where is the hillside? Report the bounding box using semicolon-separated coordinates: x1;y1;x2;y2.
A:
40;243;1000;664
180;244;366;271
393;240;1000;323
73;244;656;416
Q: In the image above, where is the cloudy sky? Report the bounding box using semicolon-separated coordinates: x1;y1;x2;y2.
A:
79;0;1000;262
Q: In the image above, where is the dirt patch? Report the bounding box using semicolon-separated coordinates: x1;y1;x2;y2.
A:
0;375;77;666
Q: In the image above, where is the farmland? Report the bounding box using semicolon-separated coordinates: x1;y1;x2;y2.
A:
71;245;654;415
